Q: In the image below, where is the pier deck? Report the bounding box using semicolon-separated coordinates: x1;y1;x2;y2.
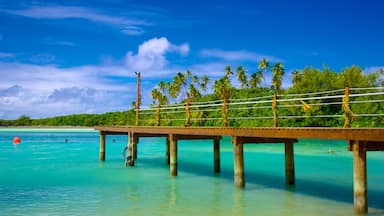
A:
95;126;384;214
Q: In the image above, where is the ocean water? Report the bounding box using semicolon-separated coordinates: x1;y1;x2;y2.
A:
0;129;383;216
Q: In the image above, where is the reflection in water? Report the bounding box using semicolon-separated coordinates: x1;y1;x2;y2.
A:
168;178;177;209
232;187;244;216
284;191;297;215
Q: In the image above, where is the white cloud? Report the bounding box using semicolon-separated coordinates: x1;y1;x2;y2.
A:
0;62;137;119
363;66;384;74
0;37;192;119
1;6;149;35
200;48;283;63
0;52;15;58
125;37;189;74
47;40;75;47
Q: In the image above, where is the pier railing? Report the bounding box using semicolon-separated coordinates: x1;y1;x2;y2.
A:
138;87;384;127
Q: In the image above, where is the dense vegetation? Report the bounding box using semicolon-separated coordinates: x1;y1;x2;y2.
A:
1;60;383;128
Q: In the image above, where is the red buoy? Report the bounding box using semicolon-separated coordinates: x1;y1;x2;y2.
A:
13;137;21;145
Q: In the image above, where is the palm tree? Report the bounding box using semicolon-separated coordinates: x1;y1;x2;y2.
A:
151;87;168;126
225;65;233;78
200;75;210;93
272;62;285;93
249;70;264;89
192;75;199;84
214;66;233;127
291;70;302;85
188;83;201;98
258;58;270;73
236;66;248;88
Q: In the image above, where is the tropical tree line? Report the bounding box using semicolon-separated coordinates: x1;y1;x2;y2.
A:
1;59;383;127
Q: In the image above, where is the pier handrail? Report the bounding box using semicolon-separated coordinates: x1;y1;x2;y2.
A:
138;86;384;127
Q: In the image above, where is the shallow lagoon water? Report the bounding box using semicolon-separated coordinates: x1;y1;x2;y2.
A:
0;129;383;215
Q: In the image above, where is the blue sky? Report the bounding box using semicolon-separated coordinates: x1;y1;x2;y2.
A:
0;0;383;119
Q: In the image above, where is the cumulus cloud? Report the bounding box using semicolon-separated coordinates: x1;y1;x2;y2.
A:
200;48;283;63
0;36;190;119
0;85;22;97
125;37;189;73
0;61;139;119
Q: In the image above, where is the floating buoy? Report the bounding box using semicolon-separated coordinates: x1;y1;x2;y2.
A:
13;137;21;145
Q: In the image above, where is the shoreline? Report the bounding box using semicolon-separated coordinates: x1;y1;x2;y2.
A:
0;126;95;132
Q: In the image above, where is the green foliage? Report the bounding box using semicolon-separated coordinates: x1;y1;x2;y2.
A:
1;64;382;128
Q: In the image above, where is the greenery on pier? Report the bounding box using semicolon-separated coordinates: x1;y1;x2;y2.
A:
1;60;383;128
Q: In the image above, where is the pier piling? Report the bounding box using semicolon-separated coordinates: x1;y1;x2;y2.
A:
285;141;295;185
169;134;177;176
99;132;106;161
166;137;170;165
351;140;368;213
214;138;221;173
128;132;135;166
133;135;138;160
233;136;245;188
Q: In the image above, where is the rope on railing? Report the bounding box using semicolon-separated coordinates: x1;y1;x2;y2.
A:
350;87;384;91
229;95;273;102
279;89;345;98
137;86;384;126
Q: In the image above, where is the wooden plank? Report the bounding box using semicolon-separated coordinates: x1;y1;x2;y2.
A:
94;126;384;142
239;137;298;144
174;135;222;140
366;141;384;151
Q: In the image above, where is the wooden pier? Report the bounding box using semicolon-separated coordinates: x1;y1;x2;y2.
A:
95;126;384;214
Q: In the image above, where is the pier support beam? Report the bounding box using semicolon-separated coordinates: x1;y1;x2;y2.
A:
169;134;177;176
351;140;368;214
133;135;138;160
233;136;245;188
214;138;221;173
127;132;135;166
285;141;295;185
99;132;106;161
166;137;170;165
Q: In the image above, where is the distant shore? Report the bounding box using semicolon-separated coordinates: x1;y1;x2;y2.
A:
0;126;95;132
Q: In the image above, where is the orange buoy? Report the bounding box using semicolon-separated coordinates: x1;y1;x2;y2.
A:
13;137;21;145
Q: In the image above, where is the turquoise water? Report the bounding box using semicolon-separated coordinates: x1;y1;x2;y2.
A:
0;129;383;216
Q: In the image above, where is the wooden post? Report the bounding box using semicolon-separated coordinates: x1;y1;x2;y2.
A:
166;136;170;165
343;87;352;128
233;136;245;187
272;94;278;127
127;132;134;166
133;135;138;160
185;93;191;127
214;138;220;173
135;72;141;126
156;104;161;126
285;141;295;185
223;97;228;127
351;140;368;213
169;134;177;176
99;132;106;161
